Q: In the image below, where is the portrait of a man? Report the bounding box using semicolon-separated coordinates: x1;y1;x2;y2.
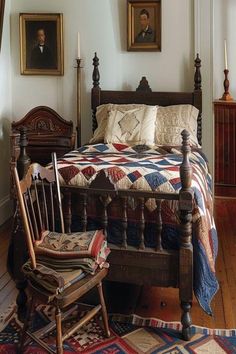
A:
30;28;55;69
135;8;156;43
20;13;64;75
127;0;161;52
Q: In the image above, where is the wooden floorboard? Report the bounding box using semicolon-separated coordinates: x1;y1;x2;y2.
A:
0;220;17;314
0;198;235;329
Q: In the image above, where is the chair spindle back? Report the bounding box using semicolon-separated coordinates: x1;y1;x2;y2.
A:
14;154;64;269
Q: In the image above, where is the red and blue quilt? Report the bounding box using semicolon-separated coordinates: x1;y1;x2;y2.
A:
55;143;219;315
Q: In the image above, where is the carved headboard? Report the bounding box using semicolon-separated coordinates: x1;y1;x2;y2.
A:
11;106;75;167
91;53;202;146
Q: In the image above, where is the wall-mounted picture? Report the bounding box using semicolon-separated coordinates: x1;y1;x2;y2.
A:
127;0;161;51
20;13;64;75
0;0;5;51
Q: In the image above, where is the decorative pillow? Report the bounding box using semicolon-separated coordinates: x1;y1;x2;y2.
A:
154;104;199;146
89;103;146;143
104;106;157;145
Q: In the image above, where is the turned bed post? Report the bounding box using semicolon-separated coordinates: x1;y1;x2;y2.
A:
17;127;31;179
193;54;202;146
91;53;101;132
11;127;31;319
179;129;194;341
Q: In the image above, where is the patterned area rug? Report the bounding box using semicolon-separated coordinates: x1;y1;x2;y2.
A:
0;304;235;353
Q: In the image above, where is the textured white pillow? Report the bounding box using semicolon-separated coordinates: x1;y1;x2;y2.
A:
155;104;199;146
89;103;146;143
104;106;157;145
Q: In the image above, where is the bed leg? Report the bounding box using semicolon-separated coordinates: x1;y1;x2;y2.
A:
179;130;194;341
181;301;192;341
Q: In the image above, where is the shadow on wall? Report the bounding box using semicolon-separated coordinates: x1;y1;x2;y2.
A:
10;12;20;77
111;0;126;52
181;56;195;92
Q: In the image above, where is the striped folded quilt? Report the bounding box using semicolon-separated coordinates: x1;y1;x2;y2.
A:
36;256;97;275
37;241;110;274
34;229;106;259
22;262;85;294
35;239;110;275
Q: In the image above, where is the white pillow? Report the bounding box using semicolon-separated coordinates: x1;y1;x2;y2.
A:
104;106;157;145
89;104;146;144
155;104;199;146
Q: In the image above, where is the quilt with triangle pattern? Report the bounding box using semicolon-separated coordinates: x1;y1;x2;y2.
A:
51;143;219;315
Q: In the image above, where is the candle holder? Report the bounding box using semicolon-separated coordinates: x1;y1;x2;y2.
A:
76;58;82;147
220;69;233;101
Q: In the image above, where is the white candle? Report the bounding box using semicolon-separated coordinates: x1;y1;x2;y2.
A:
224;39;228;70
77;32;80;58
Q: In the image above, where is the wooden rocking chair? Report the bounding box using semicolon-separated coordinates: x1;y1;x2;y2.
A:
13;153;110;354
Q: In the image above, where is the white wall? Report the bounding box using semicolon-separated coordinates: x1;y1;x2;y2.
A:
0;0;13;225
195;0;214;171
11;0;194;144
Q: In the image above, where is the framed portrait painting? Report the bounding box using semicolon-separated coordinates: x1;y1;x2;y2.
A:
20;13;64;75
127;0;161;51
0;0;5;51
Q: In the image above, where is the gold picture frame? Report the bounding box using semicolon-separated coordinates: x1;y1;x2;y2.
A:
20;13;64;75
0;0;5;51
127;0;161;52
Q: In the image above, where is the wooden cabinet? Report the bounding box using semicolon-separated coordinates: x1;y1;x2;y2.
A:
214;100;236;197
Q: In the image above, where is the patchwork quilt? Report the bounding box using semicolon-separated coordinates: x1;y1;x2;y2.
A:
53;143;219;315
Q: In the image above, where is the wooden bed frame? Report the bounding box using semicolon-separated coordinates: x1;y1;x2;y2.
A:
10;53;202;340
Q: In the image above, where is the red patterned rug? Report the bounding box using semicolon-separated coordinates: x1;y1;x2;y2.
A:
0;304;235;353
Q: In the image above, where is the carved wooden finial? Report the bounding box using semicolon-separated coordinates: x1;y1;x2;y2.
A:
17;127;31;179
136;76;152;92
194;54;201;91
92;52;100;88
19;126;28;148
180;130;192;191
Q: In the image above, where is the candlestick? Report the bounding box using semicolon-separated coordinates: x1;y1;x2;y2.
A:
77;32;80;58
76;58;82;147
220;69;233;101
224;39;228;70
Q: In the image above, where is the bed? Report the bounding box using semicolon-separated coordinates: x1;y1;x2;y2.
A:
11;53;218;340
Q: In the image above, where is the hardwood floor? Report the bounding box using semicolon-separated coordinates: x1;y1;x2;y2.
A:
0;221;17;317
0;198;235;329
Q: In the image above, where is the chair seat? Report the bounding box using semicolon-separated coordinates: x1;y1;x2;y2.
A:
34;229;105;259
28;268;108;309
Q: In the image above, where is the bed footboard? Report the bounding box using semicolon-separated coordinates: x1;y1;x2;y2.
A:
61;130;193;339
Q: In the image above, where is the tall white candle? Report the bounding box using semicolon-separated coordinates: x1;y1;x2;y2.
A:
224;39;228;70
77;32;80;58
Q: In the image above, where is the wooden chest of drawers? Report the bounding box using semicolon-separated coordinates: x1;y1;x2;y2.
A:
214;100;236;197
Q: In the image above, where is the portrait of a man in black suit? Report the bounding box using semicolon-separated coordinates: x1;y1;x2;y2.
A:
135;9;156;43
21;14;64;75
30;28;55;69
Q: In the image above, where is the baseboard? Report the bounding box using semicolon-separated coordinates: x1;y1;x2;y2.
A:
0;195;13;226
